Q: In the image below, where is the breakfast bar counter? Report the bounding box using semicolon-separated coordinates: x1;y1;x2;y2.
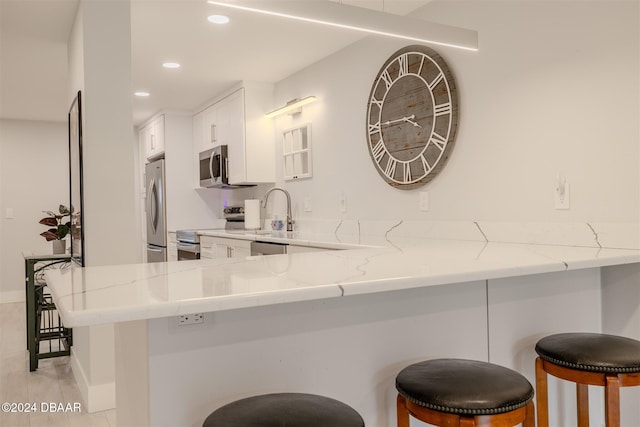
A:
45;230;639;328
44;223;640;426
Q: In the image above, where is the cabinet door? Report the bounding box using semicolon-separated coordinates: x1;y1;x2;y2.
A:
228;240;251;259
213;242;230;259
200;236;250;259
145;115;165;160
204;104;218;148
192;110;206;154
139;125;149;159
200;237;216;259
223;89;246;185
154;115;165;155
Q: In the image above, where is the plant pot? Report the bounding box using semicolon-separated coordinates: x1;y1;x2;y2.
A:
52;240;66;254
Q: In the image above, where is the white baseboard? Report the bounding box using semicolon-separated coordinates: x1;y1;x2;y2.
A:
70;349;116;413
0;290;25;304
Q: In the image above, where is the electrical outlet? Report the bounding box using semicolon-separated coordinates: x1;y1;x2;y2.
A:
304;197;312;212
178;313;204;326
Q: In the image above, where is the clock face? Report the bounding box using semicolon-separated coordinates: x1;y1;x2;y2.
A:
366;45;459;189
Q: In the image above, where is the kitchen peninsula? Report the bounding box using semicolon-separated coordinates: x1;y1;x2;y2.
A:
45;221;640;427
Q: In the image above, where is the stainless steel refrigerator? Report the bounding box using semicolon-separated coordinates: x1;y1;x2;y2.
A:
145;159;167;262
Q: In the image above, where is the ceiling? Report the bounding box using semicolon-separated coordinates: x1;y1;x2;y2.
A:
0;0;430;125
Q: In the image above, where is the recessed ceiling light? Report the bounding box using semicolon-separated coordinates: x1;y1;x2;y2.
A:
208;14;230;24
134;91;150;97
162;62;181;69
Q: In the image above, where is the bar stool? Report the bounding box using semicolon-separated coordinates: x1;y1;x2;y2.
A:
535;332;640;427
396;358;535;427
202;392;365;426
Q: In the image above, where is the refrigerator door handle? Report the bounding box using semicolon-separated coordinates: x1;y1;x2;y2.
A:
148;178;158;234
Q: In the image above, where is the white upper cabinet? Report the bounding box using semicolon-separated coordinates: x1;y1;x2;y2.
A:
193;82;275;186
141;114;165;160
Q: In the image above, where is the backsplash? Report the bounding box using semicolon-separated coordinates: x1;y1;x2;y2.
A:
291;219;640;250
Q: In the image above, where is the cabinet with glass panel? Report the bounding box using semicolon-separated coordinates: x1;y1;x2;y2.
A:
283;124;312;181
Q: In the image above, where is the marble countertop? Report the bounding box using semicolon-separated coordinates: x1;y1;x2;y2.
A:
45;224;640;327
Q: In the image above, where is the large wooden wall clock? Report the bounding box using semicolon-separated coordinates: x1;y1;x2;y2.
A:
366;45;459;189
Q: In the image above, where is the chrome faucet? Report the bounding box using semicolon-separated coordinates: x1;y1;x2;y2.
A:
262;187;294;232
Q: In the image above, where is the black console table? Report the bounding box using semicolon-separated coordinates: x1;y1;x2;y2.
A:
24;254;73;371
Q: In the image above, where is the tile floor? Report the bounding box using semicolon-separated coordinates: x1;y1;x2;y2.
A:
0;302;116;427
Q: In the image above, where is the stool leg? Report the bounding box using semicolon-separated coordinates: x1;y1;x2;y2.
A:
576;383;589;427
535;357;550;427
459;418;475;427
523;400;536;427
396;394;410;427
604;375;621;427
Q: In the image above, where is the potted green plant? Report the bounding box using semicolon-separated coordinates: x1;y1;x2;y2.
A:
39;205;71;254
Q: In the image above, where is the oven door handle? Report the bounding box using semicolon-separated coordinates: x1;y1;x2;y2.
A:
177;242;200;254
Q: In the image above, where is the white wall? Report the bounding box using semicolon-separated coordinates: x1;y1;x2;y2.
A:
270;0;639;224
66;0;136;412
0;119;68;303
146;281;489;427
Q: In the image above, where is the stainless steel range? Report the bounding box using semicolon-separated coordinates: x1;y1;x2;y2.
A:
176;230;201;261
175;206;246;261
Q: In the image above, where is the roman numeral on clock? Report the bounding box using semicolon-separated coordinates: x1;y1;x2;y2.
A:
368;121;381;135
429;72;444;91
371;140;386;163
370;96;383;110
403;162;412;182
397;54;409;77
380;70;393;89
384;157;397;178
434;103;451;117
420;154;432;173
429;132;447;151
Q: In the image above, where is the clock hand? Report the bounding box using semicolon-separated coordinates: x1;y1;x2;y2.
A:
404;117;422;128
381;117;406;126
381;114;422;128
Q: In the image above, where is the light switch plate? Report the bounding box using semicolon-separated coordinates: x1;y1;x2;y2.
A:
304;197;312;212
555;176;570;210
5;208;14;219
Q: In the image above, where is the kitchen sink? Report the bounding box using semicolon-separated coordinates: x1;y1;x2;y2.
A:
252;230;274;235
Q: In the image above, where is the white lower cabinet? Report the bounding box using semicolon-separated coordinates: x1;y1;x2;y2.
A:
200;237;215;260
200;236;250;259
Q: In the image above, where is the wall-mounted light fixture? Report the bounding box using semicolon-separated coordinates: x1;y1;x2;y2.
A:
206;1;478;52
265;96;317;119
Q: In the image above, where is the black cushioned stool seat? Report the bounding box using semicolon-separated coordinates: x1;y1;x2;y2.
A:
535;332;640;427
395;358;535;427
202;393;365;427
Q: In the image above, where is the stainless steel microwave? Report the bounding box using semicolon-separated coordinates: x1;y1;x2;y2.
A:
199;145;228;188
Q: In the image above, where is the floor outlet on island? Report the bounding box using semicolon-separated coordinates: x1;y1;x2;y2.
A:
178;313;204;326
